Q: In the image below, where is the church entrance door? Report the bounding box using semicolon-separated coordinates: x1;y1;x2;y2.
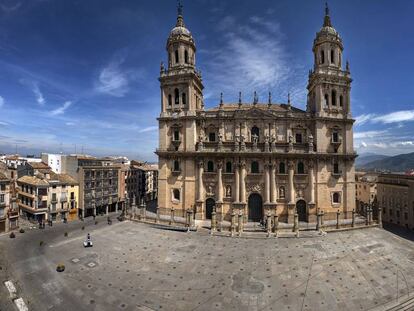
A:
296;200;307;222
205;198;215;220
248;193;263;222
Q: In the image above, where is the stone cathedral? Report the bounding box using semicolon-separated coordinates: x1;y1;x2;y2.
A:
156;4;356;224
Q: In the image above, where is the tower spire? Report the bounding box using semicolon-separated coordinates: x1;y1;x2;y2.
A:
323;2;332;27
176;0;185;27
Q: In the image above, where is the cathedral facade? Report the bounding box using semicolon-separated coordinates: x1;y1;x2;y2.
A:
156;5;356;224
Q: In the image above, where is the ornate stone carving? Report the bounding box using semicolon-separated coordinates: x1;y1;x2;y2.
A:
206;184;215;197
225;185;232;197
247;183;263;193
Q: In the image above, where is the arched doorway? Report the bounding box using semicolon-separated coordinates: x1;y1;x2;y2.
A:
296;200;307;222
248;193;263;222
205;198;215;220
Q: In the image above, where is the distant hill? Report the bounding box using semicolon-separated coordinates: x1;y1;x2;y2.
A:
356;153;389;168
360;152;414;172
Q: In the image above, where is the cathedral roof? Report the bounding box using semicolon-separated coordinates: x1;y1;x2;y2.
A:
207;103;306;114
317;3;340;38
169;2;192;38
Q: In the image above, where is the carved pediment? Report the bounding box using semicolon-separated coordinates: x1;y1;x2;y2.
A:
235;107;276;119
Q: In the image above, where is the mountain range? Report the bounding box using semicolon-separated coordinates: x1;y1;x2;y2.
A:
356;152;414;172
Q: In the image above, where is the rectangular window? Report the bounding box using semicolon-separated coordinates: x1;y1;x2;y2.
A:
174;130;180;141
295;133;302;144
0;194;4;203
209;132;216;142
332;132;339;143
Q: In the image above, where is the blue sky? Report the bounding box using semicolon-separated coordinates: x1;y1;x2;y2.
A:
0;0;413;161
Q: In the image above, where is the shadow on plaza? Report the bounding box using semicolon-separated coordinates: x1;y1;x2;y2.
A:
383;222;414;242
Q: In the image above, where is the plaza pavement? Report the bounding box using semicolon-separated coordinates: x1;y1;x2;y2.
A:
0;215;414;311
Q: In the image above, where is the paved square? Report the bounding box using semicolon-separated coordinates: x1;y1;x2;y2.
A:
1;219;414;311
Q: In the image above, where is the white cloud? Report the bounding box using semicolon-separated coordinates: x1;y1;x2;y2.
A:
138;126;158;133
32;83;45;106
202;14;306;105
0;95;4;108
95;53;129;97
50;101;72;116
355;110;414;126
354;130;387;139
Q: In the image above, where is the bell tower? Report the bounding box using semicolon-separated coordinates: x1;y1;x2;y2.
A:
159;2;204;115
307;3;352;119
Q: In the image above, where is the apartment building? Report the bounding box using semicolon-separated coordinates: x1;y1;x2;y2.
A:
377;174;414;229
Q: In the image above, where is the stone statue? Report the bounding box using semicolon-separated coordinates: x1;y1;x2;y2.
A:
252;134;258;144
264;134;269;144
226;185;232;197
235;135;240;143
160;61;165;72
308;134;314;152
198;133;204;151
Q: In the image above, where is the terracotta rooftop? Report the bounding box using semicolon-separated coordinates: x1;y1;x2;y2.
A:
29;161;51;169
17;175;49;187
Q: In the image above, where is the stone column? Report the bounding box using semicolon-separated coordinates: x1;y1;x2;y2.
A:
217;161;223;203
234;163;240;203
293;213;299;237
230;211;236;237
309;161;315;204
264;163;270;204
288;160;295;204
197;160;204;201
240;161;246;203
378;207;383;228
211;209;217;233
270;163;276;203
266;211;272;237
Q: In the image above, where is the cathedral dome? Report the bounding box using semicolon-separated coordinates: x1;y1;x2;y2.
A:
170;25;191;37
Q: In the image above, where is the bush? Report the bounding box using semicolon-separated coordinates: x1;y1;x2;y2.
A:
56;263;65;272
19;228;25;234
64;232;68;237
9;232;15;239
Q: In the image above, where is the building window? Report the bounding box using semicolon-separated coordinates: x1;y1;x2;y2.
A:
279;162;286;174
324;94;329;106
332;131;339;143
332;192;341;204
251;126;260;142
297;162;305;174
184;50;189;64
331;90;337;106
320;50;325;64
333;162;340;174
174;88;179;105
339;95;343;107
182;92;186;106
207;161;214;172
209;132;216;142
279;186;286;199
168;94;172;106
225;162;232;173
173;189;180;201
173;130;180;141
251;161;259;174
295;133;302;144
173;160;180;172
330;49;335;64
175;50;179;63
396;210;400;218
0;194;4;203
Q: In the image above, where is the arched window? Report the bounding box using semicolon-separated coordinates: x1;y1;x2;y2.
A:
324;94;329;106
184;50;189;64
279;162;286;174
332;90;337;106
182;93;186;106
320;50;325;64
207;161;214;172
251;126;260;142
330;49;335;64
297;162;305;174
225;161;232;173
173;189;180;201
175;50;179;63
174;88;179;105
339;95;343;107
168;94;172;106
332;192;340;204
279;186;286;199
251;161;259;173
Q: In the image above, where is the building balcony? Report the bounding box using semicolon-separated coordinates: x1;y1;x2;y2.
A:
51;198;58;204
60;196;67;203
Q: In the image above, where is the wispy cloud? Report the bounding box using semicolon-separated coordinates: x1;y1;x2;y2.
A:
32;83;46;106
354;130;387;139
138;125;158;133
355;110;414;126
201;14;306;105
95;52;130;97
0;96;4;108
50;101;72;116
